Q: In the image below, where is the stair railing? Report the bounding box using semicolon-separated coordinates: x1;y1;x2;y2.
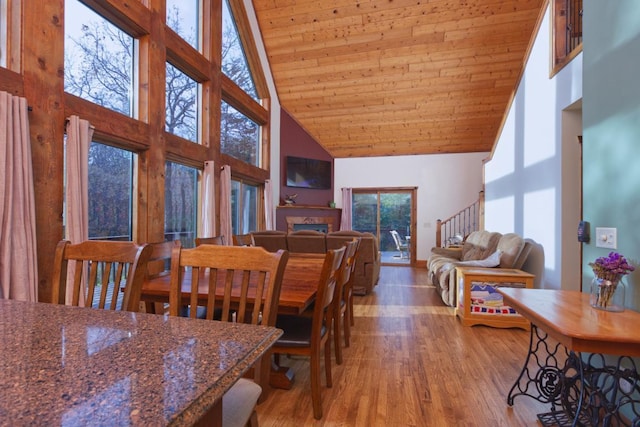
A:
435;191;484;247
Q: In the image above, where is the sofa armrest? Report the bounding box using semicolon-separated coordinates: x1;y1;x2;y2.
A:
430;247;463;260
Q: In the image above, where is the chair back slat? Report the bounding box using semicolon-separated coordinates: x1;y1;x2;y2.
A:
51;240;152;312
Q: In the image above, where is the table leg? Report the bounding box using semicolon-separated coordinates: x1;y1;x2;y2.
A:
508;325;640;426
507;325;568;409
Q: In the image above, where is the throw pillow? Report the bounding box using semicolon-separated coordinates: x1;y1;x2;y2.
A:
455;250;502;268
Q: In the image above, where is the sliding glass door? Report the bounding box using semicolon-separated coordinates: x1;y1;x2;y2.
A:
352;188;416;265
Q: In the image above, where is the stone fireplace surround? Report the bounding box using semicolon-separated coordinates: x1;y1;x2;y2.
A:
276;206;341;233
286;216;334;233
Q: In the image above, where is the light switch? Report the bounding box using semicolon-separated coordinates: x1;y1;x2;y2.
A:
595;227;617;249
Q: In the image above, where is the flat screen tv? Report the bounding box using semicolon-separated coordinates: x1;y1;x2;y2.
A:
286;156;332;189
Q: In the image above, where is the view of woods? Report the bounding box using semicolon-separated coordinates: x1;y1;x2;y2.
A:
63;1;260;241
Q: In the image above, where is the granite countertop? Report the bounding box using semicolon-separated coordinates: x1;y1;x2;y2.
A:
0;299;281;426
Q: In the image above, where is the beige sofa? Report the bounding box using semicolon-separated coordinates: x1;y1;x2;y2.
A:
250;230;381;295
427;231;532;307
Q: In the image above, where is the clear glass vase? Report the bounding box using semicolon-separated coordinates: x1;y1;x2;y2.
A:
590;277;625;312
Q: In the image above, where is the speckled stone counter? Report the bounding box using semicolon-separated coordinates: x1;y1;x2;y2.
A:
0;299;282;426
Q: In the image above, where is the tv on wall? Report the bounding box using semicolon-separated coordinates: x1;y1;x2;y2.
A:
286;156;332;189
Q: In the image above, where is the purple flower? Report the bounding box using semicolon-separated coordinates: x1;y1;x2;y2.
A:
589;251;635;280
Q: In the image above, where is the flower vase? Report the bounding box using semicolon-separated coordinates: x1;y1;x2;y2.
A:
590;276;625;312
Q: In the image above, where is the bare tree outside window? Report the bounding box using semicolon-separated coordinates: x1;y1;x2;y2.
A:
165;162;197;247
87;143;133;240
64;0;133;116
222;0;257;100
221;101;260;166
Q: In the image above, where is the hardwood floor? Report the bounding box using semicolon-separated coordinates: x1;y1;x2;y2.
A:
256;266;549;426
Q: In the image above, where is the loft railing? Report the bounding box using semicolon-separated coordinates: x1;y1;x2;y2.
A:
435;191;484;248
553;0;583;72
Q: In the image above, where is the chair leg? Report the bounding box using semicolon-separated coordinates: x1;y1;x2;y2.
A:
247;409;258;427
343;308;351;347
324;336;333;389
334;310;343;365
310;351;323;419
349;294;355;327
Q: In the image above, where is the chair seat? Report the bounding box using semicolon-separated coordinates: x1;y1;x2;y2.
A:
275;315;326;347
222;378;261;427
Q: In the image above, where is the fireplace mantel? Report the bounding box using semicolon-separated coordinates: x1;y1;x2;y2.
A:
276;205;341;233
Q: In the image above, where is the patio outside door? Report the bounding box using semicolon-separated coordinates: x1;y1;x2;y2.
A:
352;188;415;265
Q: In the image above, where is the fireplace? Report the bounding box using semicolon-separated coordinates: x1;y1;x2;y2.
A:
293;223;329;233
286;216;336;233
276;206;341;233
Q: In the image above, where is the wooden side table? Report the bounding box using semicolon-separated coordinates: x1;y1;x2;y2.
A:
455;267;534;329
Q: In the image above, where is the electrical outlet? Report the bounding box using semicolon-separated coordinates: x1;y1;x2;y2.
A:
595;227;617;249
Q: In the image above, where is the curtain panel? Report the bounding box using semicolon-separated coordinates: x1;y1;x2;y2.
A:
219;166;232;245
0;92;38;301
340;187;353;231
201;160;216;238
264;179;274;230
65;115;94;306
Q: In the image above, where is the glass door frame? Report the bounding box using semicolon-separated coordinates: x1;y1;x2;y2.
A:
352;187;417;266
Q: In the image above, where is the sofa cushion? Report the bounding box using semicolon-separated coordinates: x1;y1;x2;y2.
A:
461;231;501;261
287;230;327;253
251;231;288;252
455;250;502;268
496;233;525;268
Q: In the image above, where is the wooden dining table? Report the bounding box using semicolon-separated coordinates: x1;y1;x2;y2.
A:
140;252;327;390
141;253;326;316
0;298;281;426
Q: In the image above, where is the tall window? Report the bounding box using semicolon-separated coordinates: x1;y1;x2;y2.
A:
166;63;199;143
221;101;260;165
165;162;198;248
231;179;258;234
166;0;200;51
222;0;257;100
88;143;134;241
220;0;265;169
64;0;135;117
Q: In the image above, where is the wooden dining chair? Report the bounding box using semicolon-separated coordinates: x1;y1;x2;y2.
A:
233;233;254;246
272;246;346;420
168;244;289;427
195;235;225;246
144;240;181;314
51;240;152;312
334;238;360;364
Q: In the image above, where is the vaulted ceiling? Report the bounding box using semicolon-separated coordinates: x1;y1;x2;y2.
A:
252;0;545;158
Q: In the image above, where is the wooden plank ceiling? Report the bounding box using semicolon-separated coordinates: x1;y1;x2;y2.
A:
252;0;544;158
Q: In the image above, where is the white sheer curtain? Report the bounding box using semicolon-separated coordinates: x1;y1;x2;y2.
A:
201;160;216;238
264;179;275;230
65;115;94;306
219;165;232;245
340;187;353;231
0;92;38;301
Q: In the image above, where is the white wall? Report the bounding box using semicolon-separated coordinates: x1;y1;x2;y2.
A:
244;0;282;205
334;153;488;261
484;6;583;290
